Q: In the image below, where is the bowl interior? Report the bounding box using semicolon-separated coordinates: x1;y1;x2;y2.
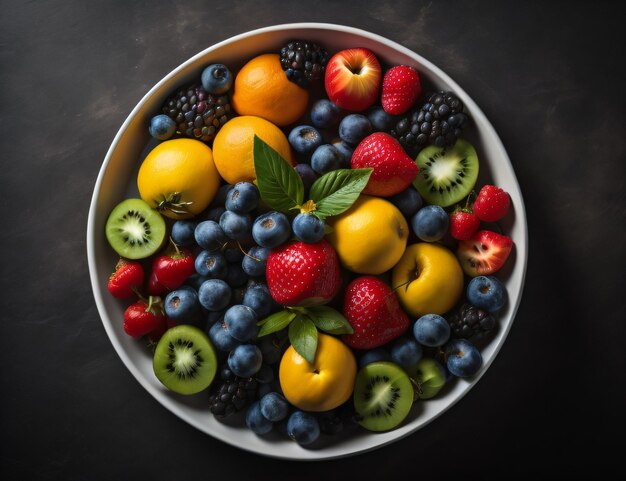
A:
87;23;527;460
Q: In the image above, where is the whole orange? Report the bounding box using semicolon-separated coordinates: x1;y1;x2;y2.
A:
279;333;357;412
231;53;309;126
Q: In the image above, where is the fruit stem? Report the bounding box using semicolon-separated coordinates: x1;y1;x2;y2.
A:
169;237;183;258
237;241;261;262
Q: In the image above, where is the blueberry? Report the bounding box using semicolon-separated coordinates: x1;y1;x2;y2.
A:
219;210;252;241
332;140;354;164
367;106;397;132
171;220;197;247
224;304;259;342
467;276;508;313
287;411;320;445
411;205;449;242
288;125;323;155
292;213;325;244
390;338;423;368
225;263;248;288
359;348;392;368
413;314;451;347
206;308;226;326
198;279;232;311
148;114;176;140
255;363;274;384
339;114;373;146
194;220;227;251
224;246;244;264
243;282;272;319
241;246;269;278
208;319;241;352
194;250;228;279
445;339;483;378
311;144;346;175
211;184;233;207
184;273;208;291
252;211;291;248
294;164;318;195
201;63;233;95
389;187;423;218
245;401;274;435
203;206;226;223
258;334;282;365
225;182;260;214
228;344;263;378
260;392;289;422
310;99;340;129
164;288;201;322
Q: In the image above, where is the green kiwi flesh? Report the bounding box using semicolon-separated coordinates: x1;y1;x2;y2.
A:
105;198;166;259
413;138;479;207
153;325;217;395
353;361;413;432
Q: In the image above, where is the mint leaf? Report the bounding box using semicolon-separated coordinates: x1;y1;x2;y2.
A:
305;306;354;335
288;315;318;364
253;135;304;213
309;168;373;219
257;309;296;337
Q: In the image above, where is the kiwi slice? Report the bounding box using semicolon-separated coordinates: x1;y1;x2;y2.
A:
413;138;479;207
105;198;166;259
353;361;413;432
153;325;218;395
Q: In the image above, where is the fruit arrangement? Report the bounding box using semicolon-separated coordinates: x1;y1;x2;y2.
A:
103;40;515;447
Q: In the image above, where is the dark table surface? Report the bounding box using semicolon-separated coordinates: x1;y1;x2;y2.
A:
2;1;624;479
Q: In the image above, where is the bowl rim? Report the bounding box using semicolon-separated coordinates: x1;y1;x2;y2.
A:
87;22;528;460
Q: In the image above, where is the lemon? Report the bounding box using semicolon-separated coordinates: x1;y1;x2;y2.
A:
137;138;220;219
327;195;409;275
212;115;293;185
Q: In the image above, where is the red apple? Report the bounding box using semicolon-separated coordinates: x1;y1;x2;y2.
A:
324;48;382;112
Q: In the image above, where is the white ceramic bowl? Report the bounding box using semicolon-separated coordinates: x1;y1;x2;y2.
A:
87;23;527;460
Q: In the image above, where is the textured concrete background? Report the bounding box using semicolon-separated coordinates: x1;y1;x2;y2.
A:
1;0;624;478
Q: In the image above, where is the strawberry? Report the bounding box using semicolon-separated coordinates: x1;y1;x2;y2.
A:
107;258;144;298
123;295;167;338
473;185;511;222
381;65;421;115
266;239;341;307
342;276;409;349
147;241;195;295
449;207;480;241
351;132;419;197
456;229;513;277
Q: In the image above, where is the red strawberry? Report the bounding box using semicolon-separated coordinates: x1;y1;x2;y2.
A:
456;229;513;277
147;242;195;295
266;239;341;307
123;296;167;338
342;276;409;349
449;207;480;241
351;132;419;197
381;65;421;115
107;259;144;298
473;185;511;222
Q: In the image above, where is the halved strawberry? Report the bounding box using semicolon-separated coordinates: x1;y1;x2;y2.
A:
456;230;513;277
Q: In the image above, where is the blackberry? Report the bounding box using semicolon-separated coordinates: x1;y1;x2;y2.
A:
389;91;469;150
208;366;258;419
162;84;232;143
447;302;496;340
280;40;330;88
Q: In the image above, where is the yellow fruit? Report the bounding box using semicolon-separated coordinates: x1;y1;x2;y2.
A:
279;333;357;412
327;195;409;275
391;243;464;317
231;53;309;126
212;115;293;185
137;138;220;219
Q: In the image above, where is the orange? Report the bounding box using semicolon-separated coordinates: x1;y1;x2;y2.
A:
231;53;309;126
137;138;220;219
279;333;357;412
212;115;293;184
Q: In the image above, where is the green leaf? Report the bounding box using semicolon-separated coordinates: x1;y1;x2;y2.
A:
305;306;354;335
288;315;318;364
308;168;373;219
257;310;296;337
253;135;304;213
